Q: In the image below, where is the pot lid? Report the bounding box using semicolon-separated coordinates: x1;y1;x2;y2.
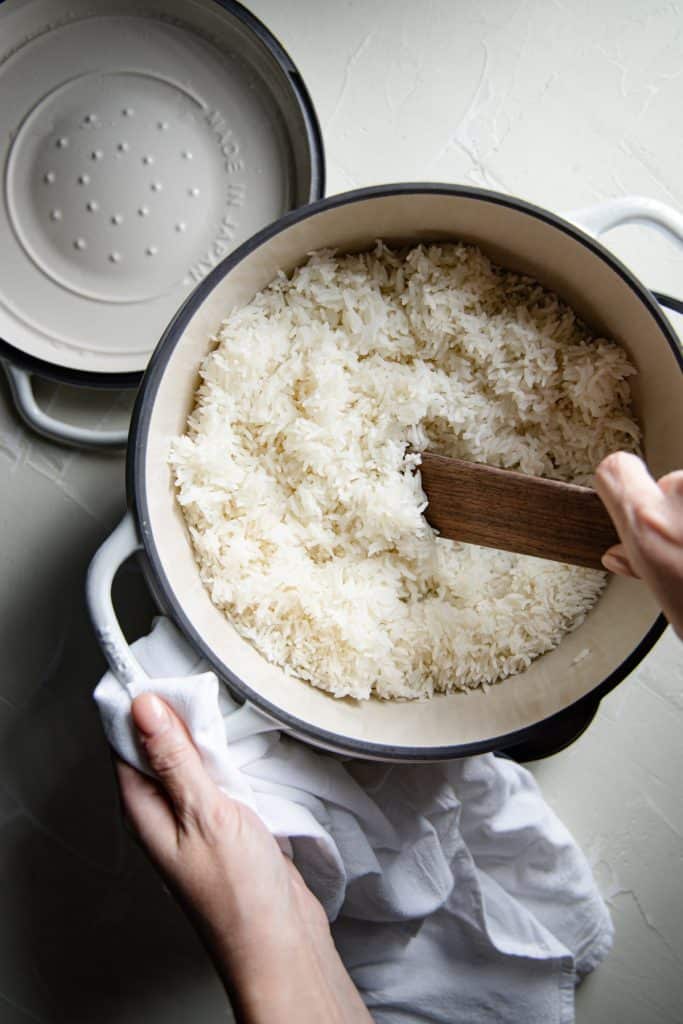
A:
0;0;324;383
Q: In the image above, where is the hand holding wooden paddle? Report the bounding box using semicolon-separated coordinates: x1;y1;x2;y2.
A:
418;448;683;636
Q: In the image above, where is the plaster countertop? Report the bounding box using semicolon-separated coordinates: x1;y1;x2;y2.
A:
1;1;682;1021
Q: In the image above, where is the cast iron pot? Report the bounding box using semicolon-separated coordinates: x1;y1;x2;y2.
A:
88;185;683;761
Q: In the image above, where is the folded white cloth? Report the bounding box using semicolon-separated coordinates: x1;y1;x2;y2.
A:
95;617;612;1024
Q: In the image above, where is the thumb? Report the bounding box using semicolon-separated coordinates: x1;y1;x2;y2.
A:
132;693;215;823
595;452;667;542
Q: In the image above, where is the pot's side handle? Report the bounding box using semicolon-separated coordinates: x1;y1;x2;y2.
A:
567;195;683;246
88;516;274;731
86;513;150;686
2;361;129;452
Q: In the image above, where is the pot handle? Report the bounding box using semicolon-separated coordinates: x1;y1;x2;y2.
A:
2;361;129;451
567;195;683;247
86;513;150;686
87;516;272;732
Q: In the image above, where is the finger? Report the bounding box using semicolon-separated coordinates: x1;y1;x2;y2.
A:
595;452;667;540
657;470;683;499
115;757;176;850
131;694;217;825
601;542;638;578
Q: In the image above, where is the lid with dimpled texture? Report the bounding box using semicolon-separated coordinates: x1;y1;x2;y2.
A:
0;0;323;383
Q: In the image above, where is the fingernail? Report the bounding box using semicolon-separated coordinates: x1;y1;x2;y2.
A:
602;551;633;576
133;693;170;737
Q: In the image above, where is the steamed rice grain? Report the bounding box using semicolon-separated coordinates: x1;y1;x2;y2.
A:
170;243;640;700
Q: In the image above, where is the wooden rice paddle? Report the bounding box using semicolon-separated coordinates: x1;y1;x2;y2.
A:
418;452;619;571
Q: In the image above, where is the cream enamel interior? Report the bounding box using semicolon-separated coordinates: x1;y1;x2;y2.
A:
141;191;681;754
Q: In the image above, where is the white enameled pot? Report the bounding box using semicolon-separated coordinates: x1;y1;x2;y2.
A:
88;186;683;761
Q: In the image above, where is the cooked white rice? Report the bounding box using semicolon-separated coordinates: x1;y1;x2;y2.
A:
170;243;640;701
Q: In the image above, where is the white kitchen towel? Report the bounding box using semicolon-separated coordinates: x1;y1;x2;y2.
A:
95;616;613;1024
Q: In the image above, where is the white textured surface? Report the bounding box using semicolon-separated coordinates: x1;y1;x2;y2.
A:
0;1;682;1021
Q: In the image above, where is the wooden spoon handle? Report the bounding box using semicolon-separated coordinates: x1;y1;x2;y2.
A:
418;452;619;571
